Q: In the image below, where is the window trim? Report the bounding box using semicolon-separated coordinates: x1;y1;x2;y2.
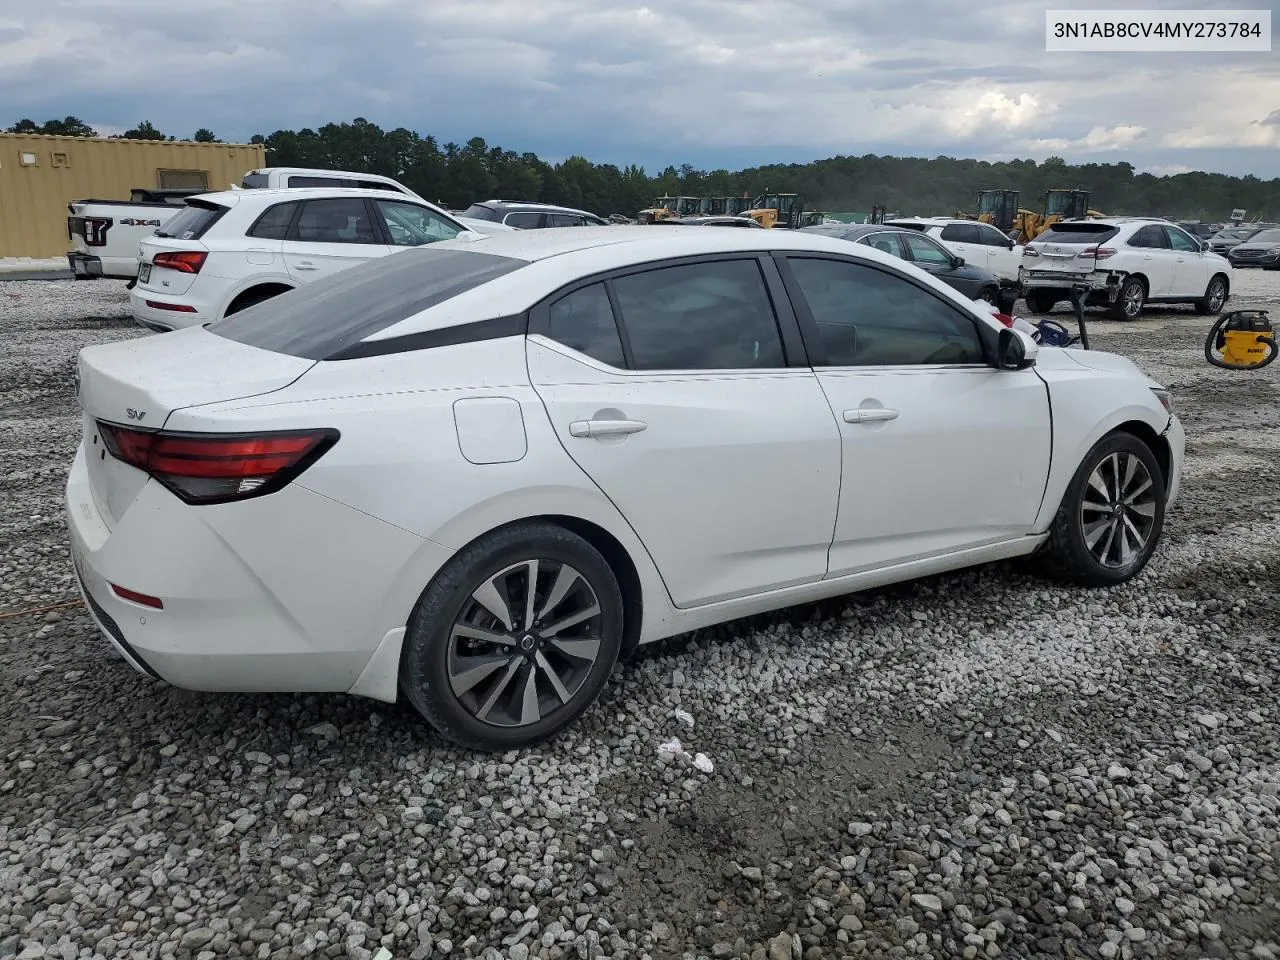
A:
527;252;808;373
772;252;996;369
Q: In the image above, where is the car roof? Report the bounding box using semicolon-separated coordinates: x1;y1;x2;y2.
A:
362;225;1001;345
803;224;909;238
195;187;444;207
475;199;598;216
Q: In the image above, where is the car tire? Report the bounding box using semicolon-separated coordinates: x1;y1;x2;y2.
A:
977;286;999;304
1194;275;1228;315
1040;432;1166;587
400;521;624;751
1109;277;1146;320
1024;290;1058;314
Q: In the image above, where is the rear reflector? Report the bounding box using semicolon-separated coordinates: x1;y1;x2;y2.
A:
111;584;164;609
152;250;207;274
97;423;339;505
144;300;198;313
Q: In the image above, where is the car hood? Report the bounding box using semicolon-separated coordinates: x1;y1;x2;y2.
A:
1232;242;1280;252
1058;347;1162;386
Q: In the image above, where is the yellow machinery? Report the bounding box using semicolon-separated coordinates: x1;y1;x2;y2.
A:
745;192;804;228
1013;189;1105;243
958;189;1020;232
637;195;703;223
1205;310;1276;369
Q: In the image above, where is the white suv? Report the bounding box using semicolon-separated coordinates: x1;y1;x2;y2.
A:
131;189;486;331
886;217;1023;282
1020;218;1233;319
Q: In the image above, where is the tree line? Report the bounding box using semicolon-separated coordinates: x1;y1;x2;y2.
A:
7;115;1278;221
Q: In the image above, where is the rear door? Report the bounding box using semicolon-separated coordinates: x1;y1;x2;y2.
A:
936;223;985;268
1125;224;1176;296
281;197;391;284
527;256;842;607
1163;224;1210;297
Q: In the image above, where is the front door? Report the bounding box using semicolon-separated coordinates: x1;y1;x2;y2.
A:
1163;224;1210;297
778;254;1052;576
1126;224;1177;297
281;197;391;285
527;258;842;608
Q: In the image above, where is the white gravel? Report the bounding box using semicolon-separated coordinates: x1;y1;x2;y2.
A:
1;275;1279;960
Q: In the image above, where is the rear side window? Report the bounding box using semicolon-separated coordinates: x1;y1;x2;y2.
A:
210;248;528;360
939;223;980;243
155;202;226;240
546;283;625;366
611;259;786;371
503;212;543;229
289;198;380;244
246;202;299;240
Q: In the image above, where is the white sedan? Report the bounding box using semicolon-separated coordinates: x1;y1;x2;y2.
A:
68;226;1184;750
129;187;509;332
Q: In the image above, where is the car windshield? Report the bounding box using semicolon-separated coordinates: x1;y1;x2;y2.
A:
1211;228;1254;240
209;248;528;360
1247;228;1280;243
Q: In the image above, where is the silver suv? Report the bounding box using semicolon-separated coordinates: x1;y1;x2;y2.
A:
461;200;608;229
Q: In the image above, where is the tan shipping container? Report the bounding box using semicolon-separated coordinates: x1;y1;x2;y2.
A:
0;133;266;259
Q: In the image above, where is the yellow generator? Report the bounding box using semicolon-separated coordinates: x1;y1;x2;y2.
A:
1206;310;1276;369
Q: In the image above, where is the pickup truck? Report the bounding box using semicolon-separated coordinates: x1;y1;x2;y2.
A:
67;188;206;283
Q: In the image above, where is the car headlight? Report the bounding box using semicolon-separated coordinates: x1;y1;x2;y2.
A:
1151;387;1174;415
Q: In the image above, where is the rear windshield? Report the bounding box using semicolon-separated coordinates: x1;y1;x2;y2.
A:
241;173;270;189
209;247;528;360
1037;223;1120;244
462;204;499;221
155;201;227;239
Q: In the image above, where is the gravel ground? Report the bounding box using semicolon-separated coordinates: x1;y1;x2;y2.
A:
2;272;1279;960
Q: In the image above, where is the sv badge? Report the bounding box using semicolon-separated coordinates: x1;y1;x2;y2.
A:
126;408;147;421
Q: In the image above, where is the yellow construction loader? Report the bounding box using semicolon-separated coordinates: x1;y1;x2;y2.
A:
744;192;805;229
1013;189;1105;243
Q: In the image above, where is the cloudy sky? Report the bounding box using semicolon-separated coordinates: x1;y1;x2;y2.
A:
2;0;1278;177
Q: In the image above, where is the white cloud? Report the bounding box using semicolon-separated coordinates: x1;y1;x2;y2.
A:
1141;164;1194;177
0;0;1277;175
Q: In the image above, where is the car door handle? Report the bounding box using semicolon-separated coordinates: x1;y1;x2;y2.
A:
293;261;318;271
844;408;899;424
1142;255;1154;261
568;419;647;438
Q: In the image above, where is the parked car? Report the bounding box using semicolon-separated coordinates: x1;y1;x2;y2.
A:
884;217;1023;283
1207;225;1270;256
461;200;609;228
239;168;509;236
129;188;485;331
1226;227;1280;270
651;215;764;228
1175;221;1216;241
67;188;207;282
68;225;1183;750
803;223;1005;303
1020;218;1232;319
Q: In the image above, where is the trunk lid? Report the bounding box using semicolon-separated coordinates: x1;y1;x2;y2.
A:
1026;222;1121;275
76;326;315;526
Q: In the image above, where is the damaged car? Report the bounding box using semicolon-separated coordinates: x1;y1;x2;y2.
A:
1019;218;1233;320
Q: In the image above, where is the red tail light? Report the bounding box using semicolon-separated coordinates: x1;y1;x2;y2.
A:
1078;246;1117;260
97;423;338;504
83;217;112;247
152;251;207;274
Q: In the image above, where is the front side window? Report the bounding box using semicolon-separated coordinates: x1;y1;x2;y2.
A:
611;259;786;371
1164;226;1200;252
246;202;299;240
976;224;1012;247
546;283;625;367
288;198;380;244
901;233;953;265
787;257;985;367
376;200;461;246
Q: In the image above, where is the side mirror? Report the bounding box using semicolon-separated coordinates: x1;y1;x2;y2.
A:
997;327;1039;370
1005;238;1016;249
952;256;965;268
1199;239;1211;252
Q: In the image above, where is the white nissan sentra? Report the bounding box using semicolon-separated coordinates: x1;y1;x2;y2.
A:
66;226;1184;750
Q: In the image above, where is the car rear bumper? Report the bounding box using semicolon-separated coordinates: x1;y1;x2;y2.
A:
1020;267;1124;302
64;441;440;697
68;252;139;281
128;289;203;332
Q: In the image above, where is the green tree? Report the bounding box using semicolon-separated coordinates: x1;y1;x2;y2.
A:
116;121;166;140
193;128;220;142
